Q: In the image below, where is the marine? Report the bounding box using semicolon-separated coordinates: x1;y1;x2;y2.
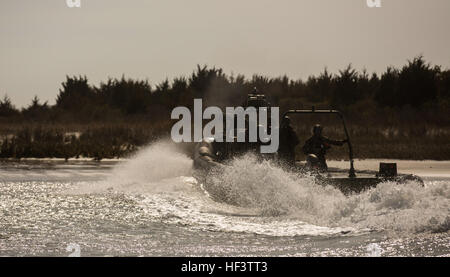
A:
278;116;299;167
302;124;347;170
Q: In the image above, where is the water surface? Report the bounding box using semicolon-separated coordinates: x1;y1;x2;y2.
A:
0;142;448;256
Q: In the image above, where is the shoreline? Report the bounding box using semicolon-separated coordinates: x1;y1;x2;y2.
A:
0;158;448;179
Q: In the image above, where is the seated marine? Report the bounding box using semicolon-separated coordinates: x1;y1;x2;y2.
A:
302;124;347;170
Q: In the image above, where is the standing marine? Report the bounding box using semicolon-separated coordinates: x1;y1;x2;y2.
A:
278;116;299;167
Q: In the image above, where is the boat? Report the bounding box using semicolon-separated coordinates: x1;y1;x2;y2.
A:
193;89;423;199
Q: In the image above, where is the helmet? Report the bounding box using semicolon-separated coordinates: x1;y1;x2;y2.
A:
312;124;323;136
306;154;320;167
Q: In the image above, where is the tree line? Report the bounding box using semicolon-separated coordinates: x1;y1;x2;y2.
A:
1;56;449;126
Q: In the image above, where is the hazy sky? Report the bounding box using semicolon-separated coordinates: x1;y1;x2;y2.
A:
1;0;449;107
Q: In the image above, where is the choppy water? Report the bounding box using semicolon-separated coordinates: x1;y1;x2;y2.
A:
0;141;449;256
